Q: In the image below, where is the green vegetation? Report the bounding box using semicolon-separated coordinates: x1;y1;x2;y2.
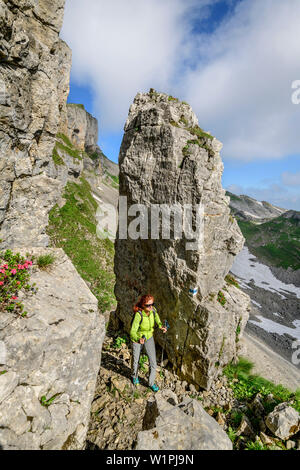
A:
106;172;119;185
149;89;160;100
227;426;238;444
52;146;65;166
224;357;300;413
113;335;129;349
188;125;214;141
89;151;100;161
0;249;35;317
180;126;215;159
56;133;73;148
55;141;82;161
245;441;269;451
182;145;190;157
168;95;179;102
235;317;242;343
225;274;240;288
226;191;240;202
139;354;148;372
179;115;188;126
221;358;300;450
170;120;180;128
46;176;116;313
217;290;226;306
40;393;61;407
67;103;85;110
237;216;300;270
36;254;56;270
103;171;119;189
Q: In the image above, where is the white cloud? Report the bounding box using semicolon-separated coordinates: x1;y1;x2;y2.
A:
61;0;217;133
180;0;300;160
61;0;300;162
281;171;300;187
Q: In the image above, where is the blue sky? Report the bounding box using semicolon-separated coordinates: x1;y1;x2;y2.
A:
62;0;300;210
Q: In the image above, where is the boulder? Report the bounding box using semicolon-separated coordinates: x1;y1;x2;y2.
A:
265;403;300;440
136;390;232;450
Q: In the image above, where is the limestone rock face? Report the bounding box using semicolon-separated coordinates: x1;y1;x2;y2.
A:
114;89;250;388
0;0;72;249
136;390;232;450
63;104;99;154
0;247;105;450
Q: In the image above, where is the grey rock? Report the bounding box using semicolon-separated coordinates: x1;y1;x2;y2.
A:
114;89;250;389
226;191;287;223
286;439;296;450
265;403;300;440
0;371;19;404
64;103;98;154
0;0;72;249
0;247;105;450
236;415;256;438
137;393;232;450
0;341;6;365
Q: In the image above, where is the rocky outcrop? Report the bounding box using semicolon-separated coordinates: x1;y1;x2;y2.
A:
0;247;105;450
0;2;106;450
136;390;232;450
0;0;72;249
114;89;250;389
265;403;300;440
226;192;287;224
100;152;119;178
61;103;99;154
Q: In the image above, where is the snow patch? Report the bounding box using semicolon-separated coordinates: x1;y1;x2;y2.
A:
249;317;300;341
231;247;300;300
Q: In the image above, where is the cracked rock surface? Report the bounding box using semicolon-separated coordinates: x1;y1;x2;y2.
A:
0;247;105;450
114;89;251;389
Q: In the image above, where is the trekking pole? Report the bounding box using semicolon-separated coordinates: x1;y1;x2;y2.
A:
160;320;170;367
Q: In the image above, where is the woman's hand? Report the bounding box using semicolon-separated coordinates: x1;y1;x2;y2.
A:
139;338;145;344
160;326;167;333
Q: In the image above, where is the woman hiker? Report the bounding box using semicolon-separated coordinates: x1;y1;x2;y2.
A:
130;294;167;392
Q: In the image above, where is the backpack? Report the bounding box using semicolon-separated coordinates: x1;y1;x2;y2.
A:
131;306;157;330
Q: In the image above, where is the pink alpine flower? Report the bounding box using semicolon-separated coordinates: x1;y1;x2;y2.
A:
0;269;5;274
11;296;18;300
11;269;17;275
0;281;4;286
17;281;21;285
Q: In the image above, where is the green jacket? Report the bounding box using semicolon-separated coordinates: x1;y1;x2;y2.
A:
130;307;163;342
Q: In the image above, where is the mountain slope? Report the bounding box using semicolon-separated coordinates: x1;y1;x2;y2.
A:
226;191;287;223
237;211;300;270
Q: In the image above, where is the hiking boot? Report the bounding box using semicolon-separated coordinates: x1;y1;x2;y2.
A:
150;383;159;392
132;377;140;386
